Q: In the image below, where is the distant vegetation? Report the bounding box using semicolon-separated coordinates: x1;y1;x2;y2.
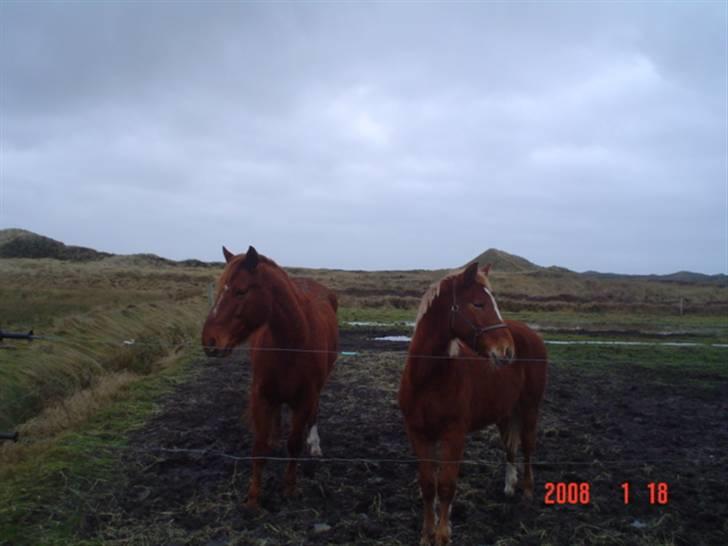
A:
299;255;726;317
1;227;726;320
0;229;111;261
0;228;726;433
0;228;219;268
466;247;542;272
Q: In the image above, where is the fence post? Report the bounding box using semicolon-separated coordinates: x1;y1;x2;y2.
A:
679;297;684;316
207;282;214;307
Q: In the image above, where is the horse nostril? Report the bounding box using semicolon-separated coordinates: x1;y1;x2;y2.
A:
491;348;513;368
490;351;504;367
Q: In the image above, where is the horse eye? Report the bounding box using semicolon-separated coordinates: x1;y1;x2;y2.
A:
234;288;249;298
473;302;484;309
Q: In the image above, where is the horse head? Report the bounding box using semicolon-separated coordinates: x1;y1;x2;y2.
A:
448;262;514;367
202;245;273;357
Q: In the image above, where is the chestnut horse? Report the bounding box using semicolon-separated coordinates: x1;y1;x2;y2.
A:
399;263;548;546
202;246;338;508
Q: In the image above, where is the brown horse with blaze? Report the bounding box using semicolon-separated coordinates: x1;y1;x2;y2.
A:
399;262;548;545
202;245;338;508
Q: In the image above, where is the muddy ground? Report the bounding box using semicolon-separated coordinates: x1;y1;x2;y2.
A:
88;329;728;545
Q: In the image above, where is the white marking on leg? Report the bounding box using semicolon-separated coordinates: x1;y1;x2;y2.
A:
306;424;322;456
504;462;518;496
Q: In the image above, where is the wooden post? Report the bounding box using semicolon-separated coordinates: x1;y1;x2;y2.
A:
679;297;684;316
208;282;214;307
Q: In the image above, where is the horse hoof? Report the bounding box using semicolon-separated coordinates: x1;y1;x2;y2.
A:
434;534;450;546
419;533;433;546
434;521;452;546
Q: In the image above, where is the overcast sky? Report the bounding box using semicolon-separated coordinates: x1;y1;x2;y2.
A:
1;1;726;273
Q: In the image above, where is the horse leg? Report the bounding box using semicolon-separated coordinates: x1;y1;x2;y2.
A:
268;404;283;450
497;416;520;497
300;403;322;479
305;402;323;457
245;395;274;509
434;430;466;546
519;410;539;501
407;429;436;546
283;401;314;497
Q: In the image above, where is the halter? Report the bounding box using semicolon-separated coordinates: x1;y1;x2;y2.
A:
450;281;508;350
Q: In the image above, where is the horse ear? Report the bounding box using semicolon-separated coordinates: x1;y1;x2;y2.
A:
222;246;234;263
463;262;479;285
480;263;492;276
242;245;259;271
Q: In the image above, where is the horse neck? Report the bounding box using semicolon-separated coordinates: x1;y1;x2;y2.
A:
264;267;308;347
407;298;454;383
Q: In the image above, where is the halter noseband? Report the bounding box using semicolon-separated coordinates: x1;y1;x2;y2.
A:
450;281;508;350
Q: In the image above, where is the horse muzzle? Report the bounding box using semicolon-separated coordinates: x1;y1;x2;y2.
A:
204;346;223;358
203;336;233;358
490;346;514;368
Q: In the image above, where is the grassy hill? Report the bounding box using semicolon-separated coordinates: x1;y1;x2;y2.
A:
0;229;111;261
0;229;221;268
2;229;725;318
466;248;542;272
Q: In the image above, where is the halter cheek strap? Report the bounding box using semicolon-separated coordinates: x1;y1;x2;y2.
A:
450;282;508;350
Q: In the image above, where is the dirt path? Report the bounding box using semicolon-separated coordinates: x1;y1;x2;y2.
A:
88;330;728;545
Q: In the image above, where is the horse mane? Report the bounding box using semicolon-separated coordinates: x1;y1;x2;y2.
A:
414;266;491;328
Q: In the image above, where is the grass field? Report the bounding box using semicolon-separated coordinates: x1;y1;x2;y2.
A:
4;332;722;546
0;254;725;545
0;258;215;431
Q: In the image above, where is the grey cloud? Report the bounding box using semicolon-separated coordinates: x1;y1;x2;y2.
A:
1;1;725;273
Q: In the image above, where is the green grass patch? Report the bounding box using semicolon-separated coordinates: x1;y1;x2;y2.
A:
0;350;201;546
508;309;727;337
0;258;215;430
337;306;415;326
547;342;728;389
0;299;207;430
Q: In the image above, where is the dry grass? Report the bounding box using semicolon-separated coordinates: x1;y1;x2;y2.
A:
1;345;187;466
0;258;212;431
291;266;727;315
0;371;139;465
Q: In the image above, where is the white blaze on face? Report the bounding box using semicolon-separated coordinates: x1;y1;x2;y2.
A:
212;284;229;317
504;462;518;496
483;287;503;321
306;424;322;456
